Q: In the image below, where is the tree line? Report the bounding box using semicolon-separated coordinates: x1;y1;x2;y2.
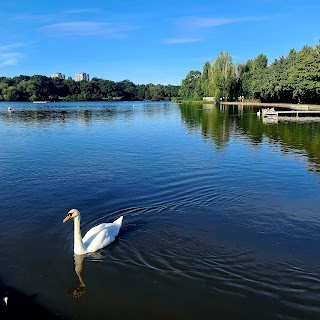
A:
2;40;319;103
0;75;179;101
178;41;320;104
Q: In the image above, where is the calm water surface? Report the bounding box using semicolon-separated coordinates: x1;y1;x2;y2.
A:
0;101;320;319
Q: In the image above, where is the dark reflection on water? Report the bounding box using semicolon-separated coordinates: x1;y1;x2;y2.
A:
0;103;136;126
180;103;320;171
0;101;320;319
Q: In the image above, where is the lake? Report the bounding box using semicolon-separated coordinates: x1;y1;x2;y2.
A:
0;101;320;319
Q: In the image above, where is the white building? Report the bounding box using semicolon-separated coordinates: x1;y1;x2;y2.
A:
75;72;90;81
203;97;215;101
51;72;65;79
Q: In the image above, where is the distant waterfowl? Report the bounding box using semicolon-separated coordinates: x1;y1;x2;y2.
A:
63;209;123;255
3;295;8;305
7;107;11;111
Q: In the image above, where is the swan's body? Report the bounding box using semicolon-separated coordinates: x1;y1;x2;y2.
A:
63;209;123;255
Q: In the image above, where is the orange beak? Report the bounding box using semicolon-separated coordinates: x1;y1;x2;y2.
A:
63;215;72;223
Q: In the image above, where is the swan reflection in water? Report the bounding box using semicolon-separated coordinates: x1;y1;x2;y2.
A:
66;220;134;298
68;254;86;298
68;252;105;298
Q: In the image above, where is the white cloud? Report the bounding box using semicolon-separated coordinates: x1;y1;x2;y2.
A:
64;8;101;15
0;43;25;52
12;14;55;23
39;21;138;38
176;16;264;29
0;44;24;68
163;38;200;44
0;53;22;68
163;15;266;45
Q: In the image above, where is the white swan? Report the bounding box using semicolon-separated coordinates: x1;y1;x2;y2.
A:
63;209;123;255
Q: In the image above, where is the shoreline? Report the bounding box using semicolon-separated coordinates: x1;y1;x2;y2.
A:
220;101;320;111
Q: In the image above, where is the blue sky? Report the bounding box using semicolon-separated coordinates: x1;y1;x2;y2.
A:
0;0;319;85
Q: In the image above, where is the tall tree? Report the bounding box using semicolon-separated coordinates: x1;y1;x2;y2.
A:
200;61;213;96
178;70;202;99
212;51;235;100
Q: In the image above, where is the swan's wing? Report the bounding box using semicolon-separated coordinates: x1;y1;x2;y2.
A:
86;224;120;252
86;229;112;252
82;223;112;244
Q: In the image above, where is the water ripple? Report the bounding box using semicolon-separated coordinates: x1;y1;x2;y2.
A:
64;201;319;319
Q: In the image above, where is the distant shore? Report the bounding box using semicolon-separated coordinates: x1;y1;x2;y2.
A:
220;101;320;111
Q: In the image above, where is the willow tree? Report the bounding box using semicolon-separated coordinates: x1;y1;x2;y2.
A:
200;61;214;96
212;51;235;100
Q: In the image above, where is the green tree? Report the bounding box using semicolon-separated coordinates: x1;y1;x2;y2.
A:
212;51;235;100
288;45;320;103
178;70;202;99
200;61;213;96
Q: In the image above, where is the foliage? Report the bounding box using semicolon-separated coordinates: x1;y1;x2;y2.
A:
178;70;202;100
0;76;179;102
211;51;235;100
3;39;320;104
180;40;320;104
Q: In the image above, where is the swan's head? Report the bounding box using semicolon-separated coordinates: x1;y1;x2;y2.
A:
63;209;80;223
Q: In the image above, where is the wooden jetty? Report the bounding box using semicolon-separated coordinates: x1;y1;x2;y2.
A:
260;108;320;123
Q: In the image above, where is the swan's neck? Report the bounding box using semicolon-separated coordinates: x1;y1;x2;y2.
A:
73;216;86;255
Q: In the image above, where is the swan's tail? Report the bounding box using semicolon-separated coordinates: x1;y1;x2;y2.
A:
113;216;123;227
